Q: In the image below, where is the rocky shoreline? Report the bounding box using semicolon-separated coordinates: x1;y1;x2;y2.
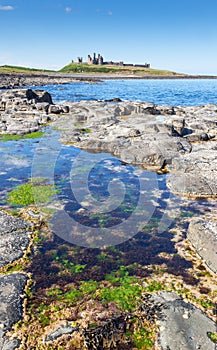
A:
1;72;217;90
0;87;217;349
0;72;100;89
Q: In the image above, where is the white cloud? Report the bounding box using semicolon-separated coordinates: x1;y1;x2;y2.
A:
0;5;14;11
65;7;72;13
96;9;113;16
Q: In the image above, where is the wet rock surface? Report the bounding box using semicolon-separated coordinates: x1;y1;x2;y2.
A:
0;273;28;349
0;211;32;267
151;291;216;350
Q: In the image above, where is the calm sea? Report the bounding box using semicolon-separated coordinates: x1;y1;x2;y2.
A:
41;78;217;106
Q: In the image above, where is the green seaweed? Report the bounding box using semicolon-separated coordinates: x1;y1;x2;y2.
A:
144;281;164;293
7;179;57;206
0;131;44;142
207;332;217;344
100;267;142;311
133;328;154;349
64;289;82;303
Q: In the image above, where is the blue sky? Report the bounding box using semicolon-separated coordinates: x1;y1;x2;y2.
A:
0;0;217;74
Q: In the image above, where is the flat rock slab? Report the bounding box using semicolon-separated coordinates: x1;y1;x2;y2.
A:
168;141;217;198
151;291;216;350
188;218;217;274
52;100;217;198
0;211;32;267
0;88;70;135
0;273;27;349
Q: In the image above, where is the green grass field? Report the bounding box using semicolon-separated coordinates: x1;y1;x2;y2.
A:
0;63;183;76
60;62;182;76
0;65;53;73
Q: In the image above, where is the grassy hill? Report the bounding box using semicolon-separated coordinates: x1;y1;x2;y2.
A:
0;65;54;73
59;62;182;76
0;63;183;76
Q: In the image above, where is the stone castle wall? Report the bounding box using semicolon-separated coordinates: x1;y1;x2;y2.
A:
77;53;150;68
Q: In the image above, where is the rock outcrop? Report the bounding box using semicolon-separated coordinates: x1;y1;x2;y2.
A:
0;273;28;350
0;89;69;135
0;211;33;347
188;218;217;273
0;73;99;89
151;291;216;350
53;100;217;198
0;210;32;267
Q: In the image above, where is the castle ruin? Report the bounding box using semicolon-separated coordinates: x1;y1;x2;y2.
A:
88;53;104;65
75;53;150;68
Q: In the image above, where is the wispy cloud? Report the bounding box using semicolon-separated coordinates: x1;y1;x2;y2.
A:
0;5;14;11
96;9;113;16
65;7;72;13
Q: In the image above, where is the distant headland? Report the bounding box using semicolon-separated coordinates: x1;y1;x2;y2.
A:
1;60;217;82
75;52;150;69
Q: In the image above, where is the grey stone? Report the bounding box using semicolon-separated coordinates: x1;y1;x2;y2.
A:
35;102;50;113
48;105;61;114
171;118;185;136
26;89;53;104
53;100;217;199
188;218;217;273
0;88;69;135
61;105;70;113
45;324;79;342
0;273;27;348
0;336;21;350
151;291;216;350
168;141;217;198
0;211;32;267
0;211;29;234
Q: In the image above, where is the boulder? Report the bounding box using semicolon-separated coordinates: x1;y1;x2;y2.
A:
0;211;32;267
171;118;185;136
0;88;69;135
48;105;62;114
151;291;216;350
0;273;27;348
188;218;217;273
168;141;217;198
26;89;53;104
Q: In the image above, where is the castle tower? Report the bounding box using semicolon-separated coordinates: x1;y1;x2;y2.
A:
93;53;97;64
88;55;92;65
98;54;103;65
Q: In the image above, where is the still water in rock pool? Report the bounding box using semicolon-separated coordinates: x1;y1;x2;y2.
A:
0;128;213;248
1;79;217;290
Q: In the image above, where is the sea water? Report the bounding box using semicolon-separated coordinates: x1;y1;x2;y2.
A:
40;78;217;106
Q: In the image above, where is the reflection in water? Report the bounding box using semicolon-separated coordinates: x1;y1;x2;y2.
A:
0;134;215;288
